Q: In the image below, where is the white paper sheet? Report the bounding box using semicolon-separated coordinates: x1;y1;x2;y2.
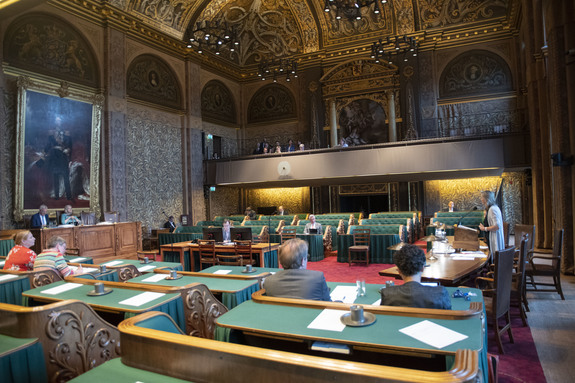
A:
119;291;165;307
329;285;358;304
102;260;123;266
399;320;468;349
69;266;98;274
68;257;87;262
41;283;83;295
0;274;19;282
137;265;157;272
307;309;347;332
459;251;486;257
141;274;169;282
372;298;381;305
213;269;232;275
0;261;5;267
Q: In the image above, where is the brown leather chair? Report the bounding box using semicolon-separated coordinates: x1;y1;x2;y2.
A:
80;211;96;225
198;240;217;270
525;228;565;300
348;228;370;266
476;246;516;354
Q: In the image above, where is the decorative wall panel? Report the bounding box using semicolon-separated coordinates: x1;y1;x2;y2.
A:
247;84;296;123
126;104;183;230
127;54;182;109
0;80;17;228
418;0;508;30
210;187;240;218
247;187;309;214
3;13;99;88
201;80;237;124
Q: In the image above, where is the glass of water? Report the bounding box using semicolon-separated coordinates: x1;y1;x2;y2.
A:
356;279;366;297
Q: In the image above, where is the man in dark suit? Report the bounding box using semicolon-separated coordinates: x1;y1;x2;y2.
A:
380;244;451;309
264;238;331;301
163;216;177;233
31;204;49;228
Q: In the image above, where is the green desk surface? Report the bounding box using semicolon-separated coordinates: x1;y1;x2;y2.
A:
68;358;191;383
200;265;281;275
216;300;483;355
100;259;183;272
65;256;94;264
326;282;483;310
127;273;258;293
22;281;181;313
0;334;39;355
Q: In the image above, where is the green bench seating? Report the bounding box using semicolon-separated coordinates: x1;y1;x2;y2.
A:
348;224;407;243
430;216;483;227
174;226;203;234
360;218;413;242
314;213;361;220
1;239;15;257
435;210;485;218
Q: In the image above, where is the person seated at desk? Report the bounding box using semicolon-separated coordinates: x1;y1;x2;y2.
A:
222;219;232;242
33;236;83;278
380;244;451;309
61;204;81;225
245;207;256;220
264;238;331;301
163;215;177;233
448;201;456;212
31;204;49;228
3;230;37;271
275;205;288;216
304;214;322;235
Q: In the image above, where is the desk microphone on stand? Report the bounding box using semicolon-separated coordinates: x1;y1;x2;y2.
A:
457;206;478;226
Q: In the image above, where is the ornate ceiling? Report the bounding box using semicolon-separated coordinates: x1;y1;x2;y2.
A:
2;0;519;76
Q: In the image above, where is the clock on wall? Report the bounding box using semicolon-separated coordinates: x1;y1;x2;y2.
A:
277;161;291;176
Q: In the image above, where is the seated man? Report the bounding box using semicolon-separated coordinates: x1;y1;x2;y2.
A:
222;219;232;242
380;244;451;309
264;238;331;301
34;236;83;278
31;204;49;228
245;207;256;220
163;216;177;233
303;214;322;235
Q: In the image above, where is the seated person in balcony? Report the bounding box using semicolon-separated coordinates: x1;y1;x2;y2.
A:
163;215;177;233
61;204;81;225
31;204;49;228
3;231;37;271
286;139;296;152
304;214;323;235
273;141;282;153
264;239;331;301
33;236;83;278
380;244;451;309
222;219;232;242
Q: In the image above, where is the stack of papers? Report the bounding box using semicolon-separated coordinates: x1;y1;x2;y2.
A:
329;285;358;304
213;269;232;275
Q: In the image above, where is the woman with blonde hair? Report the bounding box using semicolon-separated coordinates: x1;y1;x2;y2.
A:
3;231;37;271
478;190;504;256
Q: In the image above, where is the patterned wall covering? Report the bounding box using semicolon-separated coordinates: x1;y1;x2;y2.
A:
201;80;237;124
425;172;524;232
3;13;99;88
202;121;239;158
247;187;310;215
439;49;512;99
125;104;183;230
209;186;240;219
247;84;296;123
126;54;182;109
0;82;16;229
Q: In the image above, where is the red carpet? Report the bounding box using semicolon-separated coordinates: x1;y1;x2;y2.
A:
309;254;547;383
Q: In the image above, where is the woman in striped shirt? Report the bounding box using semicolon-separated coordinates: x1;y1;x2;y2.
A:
33;236;83;277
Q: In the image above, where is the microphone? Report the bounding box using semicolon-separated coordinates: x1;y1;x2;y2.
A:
162;210;169;219
457;206;478;226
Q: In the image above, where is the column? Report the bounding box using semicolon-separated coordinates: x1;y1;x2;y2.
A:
329;98;337;148
388;90;397;142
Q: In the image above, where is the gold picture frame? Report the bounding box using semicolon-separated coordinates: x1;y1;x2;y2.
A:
14;76;102;221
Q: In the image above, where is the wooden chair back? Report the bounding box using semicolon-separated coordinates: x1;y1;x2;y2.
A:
514;224;535;253
493;247;515;317
81;211;96;225
352;228;371;246
235;240;255;265
281;228;297;244
198;239;217;270
104;211;119;223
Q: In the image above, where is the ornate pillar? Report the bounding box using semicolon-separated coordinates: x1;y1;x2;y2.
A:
387;90;397;142
103;28;128;220
329;98;337;147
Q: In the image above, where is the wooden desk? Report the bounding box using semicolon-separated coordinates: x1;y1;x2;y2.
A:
379;251;488;286
160;241;280;271
30;222;142;262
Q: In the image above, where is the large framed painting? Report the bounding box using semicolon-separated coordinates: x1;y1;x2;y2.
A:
14;76;102;220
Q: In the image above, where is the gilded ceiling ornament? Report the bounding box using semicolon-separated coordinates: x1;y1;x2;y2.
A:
323;4;388;40
418;0;508;29
132;0;189;30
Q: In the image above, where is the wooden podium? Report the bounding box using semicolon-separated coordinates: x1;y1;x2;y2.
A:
452;225;480;251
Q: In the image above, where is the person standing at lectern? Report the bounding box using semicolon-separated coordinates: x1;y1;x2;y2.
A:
31;204;49;228
478;190;504;256
163;216;177;233
380;244;451;309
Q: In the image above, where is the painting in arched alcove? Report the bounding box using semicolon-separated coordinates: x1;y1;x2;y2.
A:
3;13;99;87
201;80;237;124
127;54;182;110
339;99;387;146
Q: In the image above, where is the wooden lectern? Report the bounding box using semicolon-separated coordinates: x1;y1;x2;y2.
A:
452;225;479;251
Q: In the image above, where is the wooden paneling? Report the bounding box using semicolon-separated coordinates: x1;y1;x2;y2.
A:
30;222;141;261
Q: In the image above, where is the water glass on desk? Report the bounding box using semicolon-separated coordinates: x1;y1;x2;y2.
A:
356;279;366;297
